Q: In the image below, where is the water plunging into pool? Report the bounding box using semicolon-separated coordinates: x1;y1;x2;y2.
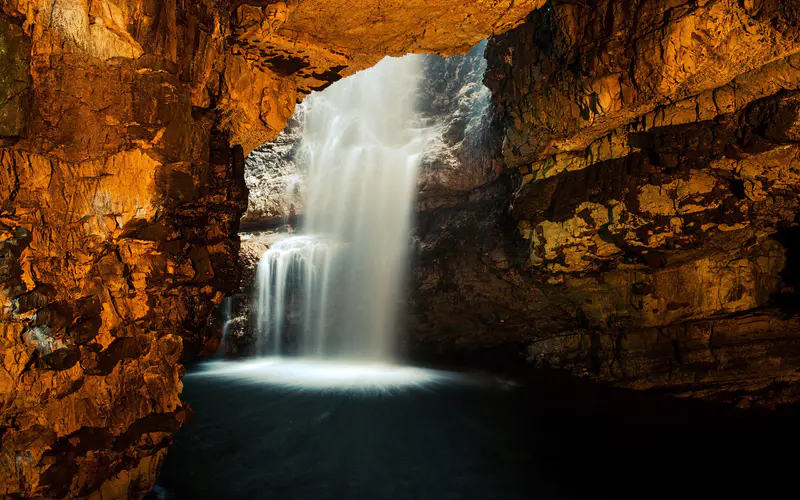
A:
253;55;429;363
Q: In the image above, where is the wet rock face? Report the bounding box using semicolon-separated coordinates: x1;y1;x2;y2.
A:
0;0;535;498
218;232;292;358
242;112;305;230
410;0;800;406
416;41;502;211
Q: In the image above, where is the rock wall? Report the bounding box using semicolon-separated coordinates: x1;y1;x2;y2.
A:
0;2;248;497
0;0;538;498
241;111;305;231
231;1;800;408
411;0;800;407
416;41;501;211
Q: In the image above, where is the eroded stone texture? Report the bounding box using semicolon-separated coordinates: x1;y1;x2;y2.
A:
417;41;501;211
0;1;539;497
241;110;305;230
0;11;30;138
409;0;800;405
526;312;800;406
0;97;246;500
0;3;248;495
486;0;800;168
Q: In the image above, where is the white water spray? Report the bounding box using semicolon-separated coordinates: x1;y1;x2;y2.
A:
193;358;469;392
255;55;432;362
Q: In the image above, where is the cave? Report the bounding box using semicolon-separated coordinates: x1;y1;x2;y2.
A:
2;0;800;498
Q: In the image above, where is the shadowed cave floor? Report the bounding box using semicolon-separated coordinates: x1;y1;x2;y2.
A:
148;363;800;500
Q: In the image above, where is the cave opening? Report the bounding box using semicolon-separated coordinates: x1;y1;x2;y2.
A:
215;41;496;369
200;52;452;391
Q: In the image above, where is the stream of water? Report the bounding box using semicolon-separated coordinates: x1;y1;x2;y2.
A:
254;55;430;361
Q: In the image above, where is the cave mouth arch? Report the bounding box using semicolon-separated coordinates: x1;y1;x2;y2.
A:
219;40;496;359
239;40;493;233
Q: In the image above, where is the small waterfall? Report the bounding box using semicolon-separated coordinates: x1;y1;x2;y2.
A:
255;55;431;361
216;297;234;358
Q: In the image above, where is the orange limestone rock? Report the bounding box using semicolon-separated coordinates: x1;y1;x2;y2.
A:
0;0;539;498
409;0;800;405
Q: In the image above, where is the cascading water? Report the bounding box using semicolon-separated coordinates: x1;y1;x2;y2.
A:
216;296;234;358
254;55;432;362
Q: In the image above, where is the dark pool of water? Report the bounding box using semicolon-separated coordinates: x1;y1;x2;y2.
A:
149;365;799;500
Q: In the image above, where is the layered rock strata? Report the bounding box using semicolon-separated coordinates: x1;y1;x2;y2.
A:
412;0;800;407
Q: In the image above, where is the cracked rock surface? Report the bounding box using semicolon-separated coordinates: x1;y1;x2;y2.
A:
410;0;800;407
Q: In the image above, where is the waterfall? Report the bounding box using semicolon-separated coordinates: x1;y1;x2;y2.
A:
217;297;233;358
255;55;431;361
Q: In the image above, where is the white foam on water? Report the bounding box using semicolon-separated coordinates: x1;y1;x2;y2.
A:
191;359;472;392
